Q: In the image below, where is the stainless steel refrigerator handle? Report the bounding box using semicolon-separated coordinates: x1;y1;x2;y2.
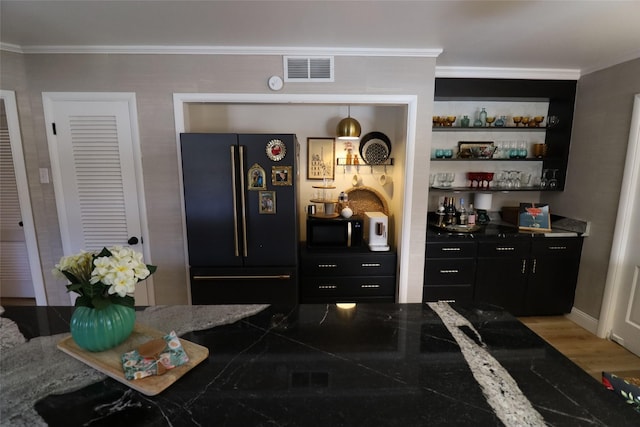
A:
238;145;248;257
192;275;292;280
347;222;352;247
230;146;240;257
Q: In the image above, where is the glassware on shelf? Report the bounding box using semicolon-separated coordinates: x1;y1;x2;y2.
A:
479;107;488;127
547;115;560;128
443;149;454;158
548;169;558;189
509;141;519;159
460;115;470;127
512;116;522;127
540;169;549;189
517;141;528;159
533;116;545;127
495;116;506;127
485;116;495;127
435;148;444;159
521;116;530;127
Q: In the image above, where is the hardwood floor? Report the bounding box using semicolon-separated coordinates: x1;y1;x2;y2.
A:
520;315;640;382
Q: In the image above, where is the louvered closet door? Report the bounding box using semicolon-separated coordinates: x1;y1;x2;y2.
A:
48;99;143;253
44;94;151;305
0;125;34;298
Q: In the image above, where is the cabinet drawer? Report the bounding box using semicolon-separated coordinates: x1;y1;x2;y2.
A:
301;252;396;276
424;259;476;286
426;241;476;259
531;238;583;257
477;240;530;258
301;276;396;298
422;285;474;303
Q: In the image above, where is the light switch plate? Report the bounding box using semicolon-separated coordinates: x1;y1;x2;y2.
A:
39;168;49;184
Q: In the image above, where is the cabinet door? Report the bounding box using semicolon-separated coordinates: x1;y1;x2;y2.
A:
474;239;530;315
524;238;583;315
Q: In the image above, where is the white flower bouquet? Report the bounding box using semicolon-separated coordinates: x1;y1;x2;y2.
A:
54;246;157;309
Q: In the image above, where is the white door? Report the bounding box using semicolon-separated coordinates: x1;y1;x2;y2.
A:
43;92;153;305
600;93;640;357
0;91;46;302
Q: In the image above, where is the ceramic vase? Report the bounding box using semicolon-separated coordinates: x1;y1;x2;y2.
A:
70;304;136;352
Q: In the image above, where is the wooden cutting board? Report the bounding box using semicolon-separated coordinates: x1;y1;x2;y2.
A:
57;323;209;396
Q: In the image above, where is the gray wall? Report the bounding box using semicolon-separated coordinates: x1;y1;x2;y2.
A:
544;58;640;318
0;51;436;305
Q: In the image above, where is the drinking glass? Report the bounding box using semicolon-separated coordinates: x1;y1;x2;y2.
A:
512;116;522;127
485;116;495;127
518;141;528;159
540;169;549;189
435;148;444;159
548;169;558;189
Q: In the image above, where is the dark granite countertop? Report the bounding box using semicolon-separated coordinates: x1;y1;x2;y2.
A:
1;303;637;426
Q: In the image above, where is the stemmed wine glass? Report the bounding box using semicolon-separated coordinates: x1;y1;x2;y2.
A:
485;116;495;127
548;169;558;189
534;116;545;127
521;116;530;127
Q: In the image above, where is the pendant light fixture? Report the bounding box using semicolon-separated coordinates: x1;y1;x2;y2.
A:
336;105;361;140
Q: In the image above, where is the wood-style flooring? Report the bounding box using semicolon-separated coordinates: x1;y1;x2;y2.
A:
1;299;639;383
520;315;640;382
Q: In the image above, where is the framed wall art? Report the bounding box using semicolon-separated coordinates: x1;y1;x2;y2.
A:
272;166;292;186
248;163;266;190
259;191;276;214
307;137;335;180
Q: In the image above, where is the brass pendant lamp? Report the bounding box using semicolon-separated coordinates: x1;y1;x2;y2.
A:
336;106;361;140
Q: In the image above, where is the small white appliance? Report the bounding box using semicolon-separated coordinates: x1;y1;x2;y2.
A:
364;211;389;251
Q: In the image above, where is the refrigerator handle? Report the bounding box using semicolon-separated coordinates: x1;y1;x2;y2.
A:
230;146;240;257
238;145;249;257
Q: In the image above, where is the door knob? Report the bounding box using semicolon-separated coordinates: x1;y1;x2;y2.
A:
128;236;139;245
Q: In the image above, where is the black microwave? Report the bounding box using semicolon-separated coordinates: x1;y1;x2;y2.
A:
306;217;364;248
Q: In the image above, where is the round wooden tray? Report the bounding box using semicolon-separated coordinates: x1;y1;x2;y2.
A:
309;212;340;219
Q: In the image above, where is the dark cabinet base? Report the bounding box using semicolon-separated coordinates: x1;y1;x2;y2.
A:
300;245;397;303
190;267;298;305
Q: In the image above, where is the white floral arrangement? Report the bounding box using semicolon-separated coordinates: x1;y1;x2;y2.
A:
54;246;156;309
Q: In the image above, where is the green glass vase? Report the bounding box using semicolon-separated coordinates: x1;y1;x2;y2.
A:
70;304;136;352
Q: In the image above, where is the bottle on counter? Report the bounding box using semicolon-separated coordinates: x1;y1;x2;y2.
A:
459;198;468;225
445;197;457;225
468;203;476;226
436;199;446;227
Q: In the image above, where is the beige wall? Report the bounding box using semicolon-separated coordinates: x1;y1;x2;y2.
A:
544;58;640;318
0;51;436;305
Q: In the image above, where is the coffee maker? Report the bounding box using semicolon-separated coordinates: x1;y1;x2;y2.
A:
364;212;390;252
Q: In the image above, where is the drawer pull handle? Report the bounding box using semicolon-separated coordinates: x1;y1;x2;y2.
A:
548;246;567;250
318;284;337;289
439;269;459;274
362;263;382;267
496;247;515;251
441;247;461;251
318;264;338;268
361;284;381;288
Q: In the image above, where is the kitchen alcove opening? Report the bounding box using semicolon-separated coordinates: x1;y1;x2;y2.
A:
182;102;407;250
173;93;423;303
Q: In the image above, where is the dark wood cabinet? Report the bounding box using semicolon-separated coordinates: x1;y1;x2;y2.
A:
299;245;397;303
423;240;476;303
523;238;584;315
474;239;531;314
424;234;584;315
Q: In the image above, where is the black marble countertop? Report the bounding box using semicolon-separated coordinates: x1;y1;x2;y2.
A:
1;303;637;426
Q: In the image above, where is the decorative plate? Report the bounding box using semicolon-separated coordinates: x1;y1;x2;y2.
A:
359;132;391;165
266;139;286;161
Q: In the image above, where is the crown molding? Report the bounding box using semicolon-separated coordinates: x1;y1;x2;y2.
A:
1;44;442;58
0;43;23;54
435;66;581;80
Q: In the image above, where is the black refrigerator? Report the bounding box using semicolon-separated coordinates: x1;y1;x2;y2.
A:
180;133;299;304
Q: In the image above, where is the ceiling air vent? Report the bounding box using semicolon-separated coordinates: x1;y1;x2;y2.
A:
284;56;334;82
